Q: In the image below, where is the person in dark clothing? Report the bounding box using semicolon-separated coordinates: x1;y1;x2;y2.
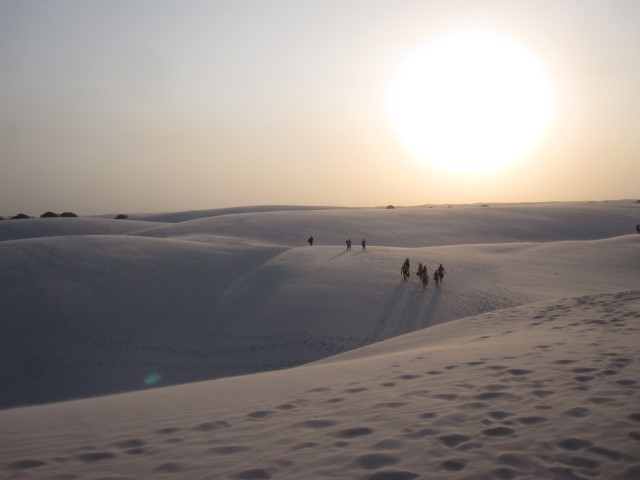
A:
308;236;314;246
346;238;352;250
438;264;445;283
361;238;366;250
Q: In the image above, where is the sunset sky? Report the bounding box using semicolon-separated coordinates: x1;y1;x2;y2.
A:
1;0;639;215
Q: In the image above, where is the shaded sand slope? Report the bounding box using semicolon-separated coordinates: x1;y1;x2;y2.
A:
1;290;638;480
131;201;639;247
0;217;167;242
1;232;638;409
0;235;286;408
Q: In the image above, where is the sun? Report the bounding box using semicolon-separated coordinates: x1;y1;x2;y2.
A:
388;31;555;174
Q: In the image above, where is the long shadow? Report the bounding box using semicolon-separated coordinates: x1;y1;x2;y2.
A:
421;287;442;329
349;250;365;257
366;281;407;344
328;250;348;261
395;279;432;336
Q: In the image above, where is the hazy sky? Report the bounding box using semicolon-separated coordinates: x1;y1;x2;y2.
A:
1;0;639;215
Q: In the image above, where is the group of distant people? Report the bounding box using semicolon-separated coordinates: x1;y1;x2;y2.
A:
402;258;446;288
307;237;446;288
345;238;365;251
307;236;366;251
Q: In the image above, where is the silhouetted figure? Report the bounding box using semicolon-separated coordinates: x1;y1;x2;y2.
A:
438;264;445;283
346;238;352;250
308;236;314;246
422;272;429;289
401;260;410;282
433;270;439;287
361;238;366;250
416;263;424;278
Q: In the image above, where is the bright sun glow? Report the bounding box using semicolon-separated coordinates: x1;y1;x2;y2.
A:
389;31;556;174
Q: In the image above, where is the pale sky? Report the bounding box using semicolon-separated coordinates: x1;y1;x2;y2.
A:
1;0;639;215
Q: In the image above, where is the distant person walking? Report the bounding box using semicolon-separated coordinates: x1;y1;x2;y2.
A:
361;238;366;250
401;258;411;282
346;238;352;251
308;236;314;246
433;270;439;287
438;264;446;283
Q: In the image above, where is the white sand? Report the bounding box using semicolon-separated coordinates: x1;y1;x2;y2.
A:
0;201;638;479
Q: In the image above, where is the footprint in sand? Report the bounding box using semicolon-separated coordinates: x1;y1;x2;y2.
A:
290;442;319;451
434;393;458;401
113;439;145;449
7;459;47;470
359;470;419;480
556;438;593;451
353;453;399;469
230;467;271;479
615;379;637;388
209;446;251;455
370;439;407;451
419;412;438;419
326;397;345;403
531;389;554;398
377;402;407;408
481;427;515;437
474;392;513;401
75;451;117;463
438;434;472;448
586;446;623;461
306;387;331;393
334;427;375;439
563;407;590;418
247;410;275;419
195;420;230;431
487;411;514;420
571;367;597;374
293;419;338;429
395;374;421;380
403;428;440;439
628;431;640;441
345;387;369;394
440;459;469;471
154;462;187;473
515;416;548;425
156;427;181;435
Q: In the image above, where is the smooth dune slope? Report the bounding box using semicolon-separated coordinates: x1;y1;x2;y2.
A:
0;217;168;242
0;202;638;409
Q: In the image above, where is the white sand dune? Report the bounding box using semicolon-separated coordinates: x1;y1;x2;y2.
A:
0;217;168;242
130;201;639;247
1;291;638;479
0;201;639;479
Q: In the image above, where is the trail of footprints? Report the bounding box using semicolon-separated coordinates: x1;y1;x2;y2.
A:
5;292;639;479
5;349;639;480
